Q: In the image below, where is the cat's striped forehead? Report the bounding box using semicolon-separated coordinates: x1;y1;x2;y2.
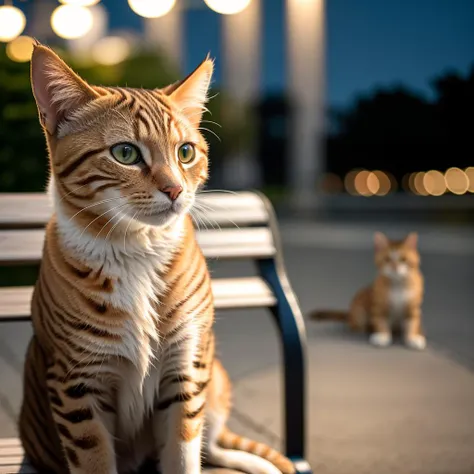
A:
58;85;194;146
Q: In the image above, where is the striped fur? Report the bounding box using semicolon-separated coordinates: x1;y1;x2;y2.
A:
19;43;295;474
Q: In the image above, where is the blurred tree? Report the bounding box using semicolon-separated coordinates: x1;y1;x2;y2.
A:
431;66;474;161
0;49;47;192
327;65;474;185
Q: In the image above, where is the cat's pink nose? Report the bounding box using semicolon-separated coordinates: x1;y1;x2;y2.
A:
161;184;183;201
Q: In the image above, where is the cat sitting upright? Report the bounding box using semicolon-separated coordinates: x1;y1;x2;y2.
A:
310;232;426;350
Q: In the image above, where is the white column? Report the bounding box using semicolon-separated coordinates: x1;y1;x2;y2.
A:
287;0;325;209
144;3;183;71
221;0;261;188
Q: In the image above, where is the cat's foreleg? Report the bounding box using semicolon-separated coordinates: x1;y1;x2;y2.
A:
46;364;117;474
155;332;213;474
369;304;392;347
404;305;426;350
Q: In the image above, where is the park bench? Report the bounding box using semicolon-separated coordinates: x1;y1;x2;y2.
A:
0;191;312;474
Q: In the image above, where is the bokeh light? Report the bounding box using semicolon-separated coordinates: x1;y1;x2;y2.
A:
445;167;469;195
373;170;392;196
344;170;359;195
92;36;131;65
0;5;26;42
413;172;428;196
465;167;474;193
354;170;371;196
51;5;93;39
128;0;176;18
366;171;380;195
407;173;417;194
59;0;101;5
423;170;446;196
204;0;252;15
6;35;34;63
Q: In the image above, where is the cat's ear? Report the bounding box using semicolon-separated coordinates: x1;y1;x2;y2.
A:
165;55;214;126
374;232;389;251
404;232;418;250
30;43;99;134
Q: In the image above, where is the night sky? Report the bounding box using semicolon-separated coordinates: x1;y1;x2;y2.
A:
95;0;474;108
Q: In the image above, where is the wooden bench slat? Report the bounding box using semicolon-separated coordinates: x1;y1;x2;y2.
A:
211;277;277;309
0;277;276;321
0;440;22;449
0;230;44;266
0;194;51;229
0;448;23;457
0;227;275;266
0;287;33;321
0;440;33;474
0;192;269;229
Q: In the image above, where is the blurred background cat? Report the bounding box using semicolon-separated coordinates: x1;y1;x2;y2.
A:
309;232;425;350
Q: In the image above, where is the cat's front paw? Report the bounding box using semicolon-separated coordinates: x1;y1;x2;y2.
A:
369;332;392;347
405;334;426;350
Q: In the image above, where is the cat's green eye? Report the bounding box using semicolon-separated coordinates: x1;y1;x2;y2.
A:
178;143;196;164
111;143;142;165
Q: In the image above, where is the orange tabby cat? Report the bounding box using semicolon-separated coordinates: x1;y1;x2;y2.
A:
310;232;425;350
19;43;295;474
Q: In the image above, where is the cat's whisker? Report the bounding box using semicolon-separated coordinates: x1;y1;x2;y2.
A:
207;91;220;102
193;202;240;231
124;210;139;256
92;206;128;247
197;127;221;142
57;182;91;203
197;189;238;195
200;120;222;128
181;104;210;116
68;196;127;222
190;208;207;232
105;212;127;243
79;202;129;240
191;205;221;231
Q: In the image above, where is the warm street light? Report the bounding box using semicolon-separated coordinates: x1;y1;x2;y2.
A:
6;35;34;62
128;0;176;18
92;36;131;65
204;0;252;15
0;5;26;42
51;4;93;39
59;0;100;5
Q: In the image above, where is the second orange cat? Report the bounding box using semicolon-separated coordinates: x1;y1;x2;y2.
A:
310;232;426;350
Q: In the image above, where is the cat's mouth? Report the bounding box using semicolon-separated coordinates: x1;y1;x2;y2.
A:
133;201;186;227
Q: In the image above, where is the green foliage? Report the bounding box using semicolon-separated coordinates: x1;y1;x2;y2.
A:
0;44;251;193
0;48;47;192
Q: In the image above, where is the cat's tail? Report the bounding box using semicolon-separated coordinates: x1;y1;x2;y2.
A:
308;309;348;321
216;426;296;474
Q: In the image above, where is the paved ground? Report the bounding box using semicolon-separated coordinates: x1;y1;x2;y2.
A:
1;219;474;473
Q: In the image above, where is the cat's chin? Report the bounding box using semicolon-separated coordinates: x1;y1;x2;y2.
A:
134;209;180;228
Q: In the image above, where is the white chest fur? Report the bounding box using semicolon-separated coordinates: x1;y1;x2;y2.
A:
388;284;412;322
54;199;184;373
